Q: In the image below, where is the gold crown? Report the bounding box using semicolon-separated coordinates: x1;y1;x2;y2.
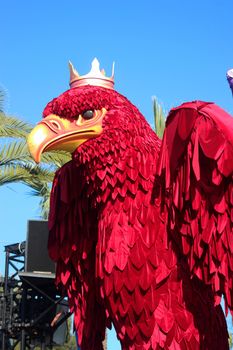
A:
69;58;115;90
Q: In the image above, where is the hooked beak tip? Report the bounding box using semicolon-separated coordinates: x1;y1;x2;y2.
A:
27;123;49;163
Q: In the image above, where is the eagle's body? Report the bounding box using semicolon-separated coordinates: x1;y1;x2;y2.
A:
29;84;233;350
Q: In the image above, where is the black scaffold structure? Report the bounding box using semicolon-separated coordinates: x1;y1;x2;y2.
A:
0;221;71;350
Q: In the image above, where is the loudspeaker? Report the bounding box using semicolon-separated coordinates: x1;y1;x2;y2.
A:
25;220;55;274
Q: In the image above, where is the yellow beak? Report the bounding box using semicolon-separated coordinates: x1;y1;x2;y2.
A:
27;109;106;163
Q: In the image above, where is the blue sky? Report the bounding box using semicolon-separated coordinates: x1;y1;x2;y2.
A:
1;0;233;347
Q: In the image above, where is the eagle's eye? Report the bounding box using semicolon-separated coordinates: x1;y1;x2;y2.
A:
82;110;94;120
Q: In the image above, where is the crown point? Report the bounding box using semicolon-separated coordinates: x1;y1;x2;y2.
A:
68;61;78;74
69;61;80;86
92;57;100;66
68;58;115;90
90;58;101;75
111;61;115;78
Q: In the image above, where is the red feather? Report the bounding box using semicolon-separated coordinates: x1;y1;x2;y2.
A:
46;87;231;349
158;101;233;308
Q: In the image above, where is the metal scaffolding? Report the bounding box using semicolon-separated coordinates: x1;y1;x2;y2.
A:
0;241;71;350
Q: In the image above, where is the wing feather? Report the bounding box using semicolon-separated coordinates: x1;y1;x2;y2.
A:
158;100;233;313
48;161;107;350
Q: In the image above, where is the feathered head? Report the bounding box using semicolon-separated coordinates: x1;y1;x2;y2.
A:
27;58;157;163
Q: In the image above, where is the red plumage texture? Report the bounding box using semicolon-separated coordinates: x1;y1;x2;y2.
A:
46;86;232;349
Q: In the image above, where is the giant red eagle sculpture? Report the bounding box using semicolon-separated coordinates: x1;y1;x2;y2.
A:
28;59;233;350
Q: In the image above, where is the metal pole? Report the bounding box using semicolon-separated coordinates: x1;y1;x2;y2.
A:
41;335;46;350
2;249;10;350
20;329;26;350
20;285;27;350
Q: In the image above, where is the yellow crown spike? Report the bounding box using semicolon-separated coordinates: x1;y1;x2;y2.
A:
69;58;115;90
111;61;115;79
69;61;80;84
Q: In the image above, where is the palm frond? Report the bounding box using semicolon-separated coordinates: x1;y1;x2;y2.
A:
40;195;50;219
0;99;71;218
229;333;233;348
0;163;33;186
0;163;54;220
153;97;166;139
0;113;32;138
30;183;51;219
0;140;32;166
0;89;5;113
41;150;71;167
0;163;54;189
23;163;55;183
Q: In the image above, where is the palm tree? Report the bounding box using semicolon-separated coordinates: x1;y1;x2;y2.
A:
0;88;71;218
153;97;166;138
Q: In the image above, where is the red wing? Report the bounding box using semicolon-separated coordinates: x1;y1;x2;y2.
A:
48;161;107;349
158;101;233;314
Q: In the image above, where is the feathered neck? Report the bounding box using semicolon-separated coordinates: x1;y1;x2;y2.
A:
71;112;161;209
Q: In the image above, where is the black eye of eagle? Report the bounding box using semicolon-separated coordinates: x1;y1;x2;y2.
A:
82;110;94;120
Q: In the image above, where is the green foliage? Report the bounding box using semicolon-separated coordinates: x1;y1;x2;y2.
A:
0;112;32;138
153;97;166;138
0;89;71;218
230;333;233;349
0;88;5;113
